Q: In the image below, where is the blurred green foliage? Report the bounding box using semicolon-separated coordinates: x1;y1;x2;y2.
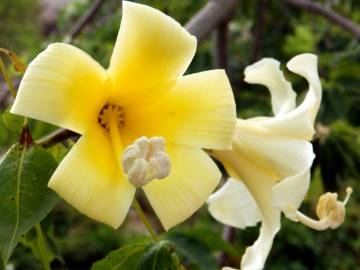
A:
1;0;360;269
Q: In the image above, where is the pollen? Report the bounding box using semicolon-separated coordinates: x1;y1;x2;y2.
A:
98;104;124;131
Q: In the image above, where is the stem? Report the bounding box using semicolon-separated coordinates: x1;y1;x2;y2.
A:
0;57;16;98
35;224;51;270
133;199;159;242
285;0;360;39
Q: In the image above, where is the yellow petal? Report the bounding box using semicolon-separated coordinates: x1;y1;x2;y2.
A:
121;70;236;150
208;177;261;229
212;146;280;270
244;58;296;116
143;144;221;230
248;54;322;140
11;43;109;134
108;1;197;107
48;127;135;229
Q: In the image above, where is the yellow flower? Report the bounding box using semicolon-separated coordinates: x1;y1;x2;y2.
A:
208;54;323;270
11;2;236;230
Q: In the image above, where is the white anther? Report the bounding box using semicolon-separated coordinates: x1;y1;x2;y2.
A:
122;136;171;188
134;136;150;158
122;145;141;173
294;187;353;231
127;159;149;188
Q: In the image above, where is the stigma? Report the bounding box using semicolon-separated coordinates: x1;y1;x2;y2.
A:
98;104;124;131
122;136;171;188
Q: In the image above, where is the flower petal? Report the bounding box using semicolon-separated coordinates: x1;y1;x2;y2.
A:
108;1;197;107
48;128;135;229
143;144;221;230
212;141;280;270
121;70;236;150
272;169;312;220
233;119;315;218
207;177;261;229
244;58;296;116
11;43;108;134
247;54;322;140
241;219;280;270
234;120;315;181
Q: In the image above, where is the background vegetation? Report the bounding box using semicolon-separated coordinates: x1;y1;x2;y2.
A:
0;0;359;269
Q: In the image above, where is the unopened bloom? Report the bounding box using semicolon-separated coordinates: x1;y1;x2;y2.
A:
207;54;351;270
11;2;236;229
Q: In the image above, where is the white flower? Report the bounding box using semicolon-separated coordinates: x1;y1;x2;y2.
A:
208;54;325;270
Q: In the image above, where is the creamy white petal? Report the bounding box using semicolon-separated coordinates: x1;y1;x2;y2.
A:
212;142;281;270
208;177;261;229
244;58;296;116
272;169;311;220
234;120;315;181
241;218;280;270
247;54;322;140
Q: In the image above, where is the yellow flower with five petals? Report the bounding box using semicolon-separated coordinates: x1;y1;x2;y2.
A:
11;2;236;230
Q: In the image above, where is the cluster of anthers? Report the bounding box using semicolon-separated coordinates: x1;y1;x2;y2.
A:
294;187;353;230
122;136;171;188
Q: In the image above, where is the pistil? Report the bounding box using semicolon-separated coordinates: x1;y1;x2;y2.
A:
98;104;125;164
294;187;353;231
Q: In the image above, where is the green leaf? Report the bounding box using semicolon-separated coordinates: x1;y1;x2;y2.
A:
91;241;150;270
1;108;24;132
20;215;63;266
92;240;181;270
283;25;317;56
138;240;181;270
0;144;59;265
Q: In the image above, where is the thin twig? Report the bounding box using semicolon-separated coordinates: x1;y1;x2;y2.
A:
64;0;107;43
251;0;267;62
36;129;78;148
185;0;239;43
285;0;360;39
218;226;236;267
214;21;229;69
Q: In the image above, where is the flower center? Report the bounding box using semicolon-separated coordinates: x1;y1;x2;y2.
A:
98;104;124;131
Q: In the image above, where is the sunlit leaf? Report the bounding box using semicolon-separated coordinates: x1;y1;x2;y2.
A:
1;108;24;132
